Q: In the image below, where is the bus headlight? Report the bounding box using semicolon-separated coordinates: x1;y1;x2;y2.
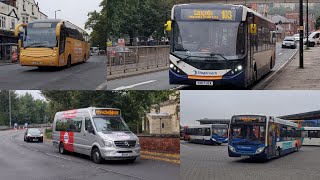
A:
237;65;243;71
135;140;140;147
169;63;186;75
228;145;236;152
256;147;265;154
169;64;174;69
103;140;113;147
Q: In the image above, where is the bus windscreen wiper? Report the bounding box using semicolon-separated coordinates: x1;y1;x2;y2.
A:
208;53;228;61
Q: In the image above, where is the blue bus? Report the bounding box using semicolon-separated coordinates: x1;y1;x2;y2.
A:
228;115;302;159
165;4;276;88
185;124;228;145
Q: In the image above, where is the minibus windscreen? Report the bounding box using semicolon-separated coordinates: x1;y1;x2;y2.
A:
93;117;130;132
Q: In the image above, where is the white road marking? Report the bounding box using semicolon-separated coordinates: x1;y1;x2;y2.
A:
180;143;189;148
278;53;283;56
113;80;157;90
28;147;39;152
170;85;187;90
45;153;71;161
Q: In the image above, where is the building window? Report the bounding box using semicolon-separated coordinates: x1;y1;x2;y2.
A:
32;5;34;15
22;16;29;24
162;123;164;128
0;16;6;29
11;19;15;29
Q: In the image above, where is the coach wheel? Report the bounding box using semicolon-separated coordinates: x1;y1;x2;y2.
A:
59;142;65;154
83;54;87;63
91;148;102;164
67;56;72;68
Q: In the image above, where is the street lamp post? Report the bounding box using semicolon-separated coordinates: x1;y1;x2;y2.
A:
55;10;61;19
9;91;12;129
299;0;304;69
306;0;309;49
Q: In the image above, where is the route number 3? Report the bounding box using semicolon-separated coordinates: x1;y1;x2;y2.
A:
221;10;233;20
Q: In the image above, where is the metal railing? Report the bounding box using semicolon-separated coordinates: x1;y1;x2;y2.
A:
107;45;170;76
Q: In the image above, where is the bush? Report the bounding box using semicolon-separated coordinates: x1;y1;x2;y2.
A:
45;128;52;139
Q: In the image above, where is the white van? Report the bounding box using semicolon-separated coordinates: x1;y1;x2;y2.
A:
52;107;140;164
304;31;320;47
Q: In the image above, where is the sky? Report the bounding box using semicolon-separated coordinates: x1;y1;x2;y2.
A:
36;0;102;31
15;90;45;100
180;91;320;126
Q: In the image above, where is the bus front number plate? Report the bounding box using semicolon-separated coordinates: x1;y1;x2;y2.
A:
196;81;214;86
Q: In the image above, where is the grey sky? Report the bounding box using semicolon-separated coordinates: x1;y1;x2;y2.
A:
15;90;45;100
36;0;102;31
181;91;320;126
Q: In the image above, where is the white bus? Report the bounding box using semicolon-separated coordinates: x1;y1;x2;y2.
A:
301;127;320;146
185;124;228;145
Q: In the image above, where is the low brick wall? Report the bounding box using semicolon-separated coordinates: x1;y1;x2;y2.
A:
138;134;180;154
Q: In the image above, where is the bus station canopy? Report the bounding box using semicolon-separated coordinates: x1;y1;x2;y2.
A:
197;118;230;125
278;110;320;120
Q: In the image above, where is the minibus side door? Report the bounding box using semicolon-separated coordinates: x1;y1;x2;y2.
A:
81;117;97;156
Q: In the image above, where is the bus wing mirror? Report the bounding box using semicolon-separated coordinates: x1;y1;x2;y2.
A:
165;20;172;32
250;24;257;34
15;24;27;37
56;22;63;37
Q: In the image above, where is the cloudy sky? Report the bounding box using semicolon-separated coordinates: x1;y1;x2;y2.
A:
36;0;102;31
15;90;45;100
180;91;320;126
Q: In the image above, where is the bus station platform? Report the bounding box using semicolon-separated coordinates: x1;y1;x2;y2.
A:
266;46;320;90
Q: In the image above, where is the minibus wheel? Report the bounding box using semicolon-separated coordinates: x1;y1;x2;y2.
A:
91;148;102;164
59;142;65;154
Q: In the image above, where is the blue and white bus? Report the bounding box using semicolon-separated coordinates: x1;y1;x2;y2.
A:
228;115;302;159
301;127;320;146
185;124;228;145
165;4;276;88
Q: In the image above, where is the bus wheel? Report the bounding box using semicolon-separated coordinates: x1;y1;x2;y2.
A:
202;139;206;145
59;142;66;154
91;148;102;164
67;56;72;68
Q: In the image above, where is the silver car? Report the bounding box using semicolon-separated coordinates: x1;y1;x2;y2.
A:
52;107;141;164
282;37;297;49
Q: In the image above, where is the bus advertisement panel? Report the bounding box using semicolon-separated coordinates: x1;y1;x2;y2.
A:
15;19;90;68
165;4;276;88
228;115;302;159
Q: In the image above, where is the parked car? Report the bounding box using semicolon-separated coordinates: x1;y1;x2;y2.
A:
303;31;320;47
282;36;297;49
24;128;43;142
293;34;300;42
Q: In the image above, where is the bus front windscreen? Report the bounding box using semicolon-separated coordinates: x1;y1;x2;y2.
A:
93;117;130;133
230;124;266;144
23;22;58;48
172;21;245;60
213;128;228;137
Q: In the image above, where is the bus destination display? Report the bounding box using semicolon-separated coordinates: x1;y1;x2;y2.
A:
180;9;236;21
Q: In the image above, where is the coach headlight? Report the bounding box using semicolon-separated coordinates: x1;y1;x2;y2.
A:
103;140;113;147
228;145;236;152
256;147;265;154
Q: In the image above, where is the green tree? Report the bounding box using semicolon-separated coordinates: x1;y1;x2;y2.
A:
316;16;320;30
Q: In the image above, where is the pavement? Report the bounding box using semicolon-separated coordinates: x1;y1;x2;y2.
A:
0;55;106;90
106;43;297;90
0;130;179;180
265;45;320;89
180;140;320;180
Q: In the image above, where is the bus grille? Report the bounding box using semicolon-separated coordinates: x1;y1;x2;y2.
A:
114;141;136;148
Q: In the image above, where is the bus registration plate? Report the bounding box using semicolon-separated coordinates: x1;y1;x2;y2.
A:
122;153;130;157
196;81;213;86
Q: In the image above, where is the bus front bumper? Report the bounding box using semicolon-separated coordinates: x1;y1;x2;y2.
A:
100;146;141;160
169;70;245;87
20;56;59;67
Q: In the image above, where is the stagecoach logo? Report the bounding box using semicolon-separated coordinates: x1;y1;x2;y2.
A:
238;146;251;149
115;132;130;140
193;70;218;76
124;141;130;147
64;132;69;144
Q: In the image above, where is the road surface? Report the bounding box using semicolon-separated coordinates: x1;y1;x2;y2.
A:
0;56;106;90
181;140;320;180
107;43;297;90
0;130;179;180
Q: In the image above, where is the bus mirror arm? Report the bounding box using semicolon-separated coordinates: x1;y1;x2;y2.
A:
56;22;63;37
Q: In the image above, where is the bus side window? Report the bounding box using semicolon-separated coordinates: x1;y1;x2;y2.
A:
85;117;94;134
59;26;66;54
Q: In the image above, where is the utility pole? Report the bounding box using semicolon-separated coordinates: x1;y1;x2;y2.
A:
306;0;309;49
299;0;304;69
9;91;12;129
55;10;61;19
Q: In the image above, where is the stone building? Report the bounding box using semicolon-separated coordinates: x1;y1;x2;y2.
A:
0;0;47;61
142;94;180;135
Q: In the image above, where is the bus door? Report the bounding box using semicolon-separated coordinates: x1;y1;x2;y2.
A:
268;117;277;157
59;25;67;66
247;14;256;84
